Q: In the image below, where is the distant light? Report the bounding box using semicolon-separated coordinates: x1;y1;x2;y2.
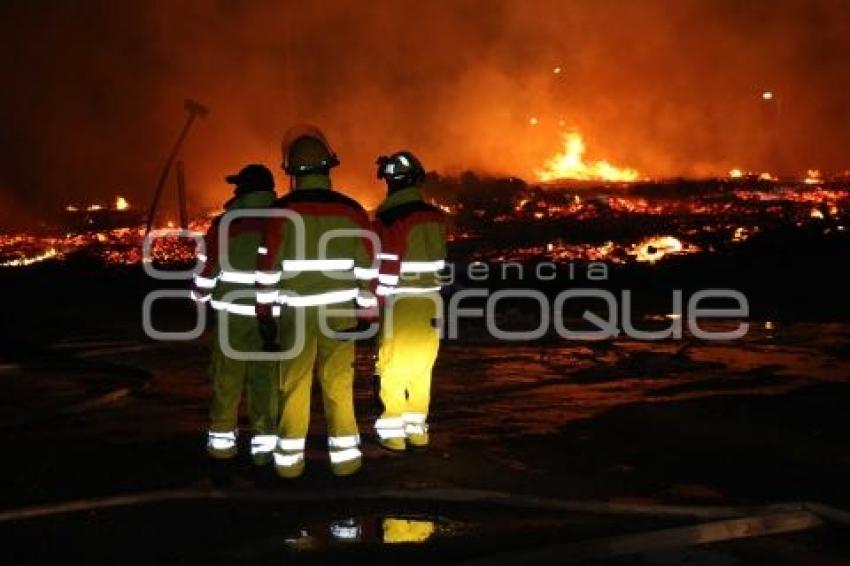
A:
115;196;130;211
529;117;539;126
553;66;562;74
761;91;774;101
729;168;744;179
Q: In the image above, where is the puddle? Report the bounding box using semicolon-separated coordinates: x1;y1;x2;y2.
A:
283;514;469;550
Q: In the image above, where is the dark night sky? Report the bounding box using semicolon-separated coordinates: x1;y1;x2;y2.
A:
1;0;849;221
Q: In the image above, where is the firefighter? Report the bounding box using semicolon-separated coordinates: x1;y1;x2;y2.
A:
256;125;376;478
192;164;280;464
372;151;446;451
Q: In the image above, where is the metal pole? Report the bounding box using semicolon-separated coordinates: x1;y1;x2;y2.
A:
176;160;188;230
145;99;208;235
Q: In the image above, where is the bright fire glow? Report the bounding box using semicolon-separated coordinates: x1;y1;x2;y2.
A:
0;247;59;267
115;196;130;210
536;132;640;182
804;169;822;185
630;236;684;263
87;204;103;211
729;169;744;178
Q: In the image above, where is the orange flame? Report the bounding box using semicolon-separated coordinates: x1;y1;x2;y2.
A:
536;132;640;182
804;169;822;185
115;196;130;210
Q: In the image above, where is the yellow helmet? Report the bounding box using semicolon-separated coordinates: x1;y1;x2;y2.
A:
281;124;339;176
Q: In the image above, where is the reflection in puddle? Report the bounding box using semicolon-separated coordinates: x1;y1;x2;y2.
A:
285;515;464;549
381;518;435;544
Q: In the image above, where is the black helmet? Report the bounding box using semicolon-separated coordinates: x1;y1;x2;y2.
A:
281;124;340;176
225;164;275;194
376;151;425;192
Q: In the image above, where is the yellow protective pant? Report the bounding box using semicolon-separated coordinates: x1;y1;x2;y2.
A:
209;347;279;435
376;294;440;431
277;306;360;445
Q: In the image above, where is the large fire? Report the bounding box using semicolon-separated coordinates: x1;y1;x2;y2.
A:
536;132;641;183
0;181;847;270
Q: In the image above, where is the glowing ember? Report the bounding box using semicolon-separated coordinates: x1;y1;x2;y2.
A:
804;169;822;185
115;196;130;210
65;205;79;212
630;236;686;263
0;247;59;267
86;204;103;211
536;132;640;182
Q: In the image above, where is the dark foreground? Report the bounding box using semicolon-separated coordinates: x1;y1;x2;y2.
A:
1;266;850;563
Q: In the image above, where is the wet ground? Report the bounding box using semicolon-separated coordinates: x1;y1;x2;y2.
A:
1;267;850;562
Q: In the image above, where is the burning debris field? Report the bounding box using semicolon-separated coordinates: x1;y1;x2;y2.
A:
2;176;848;271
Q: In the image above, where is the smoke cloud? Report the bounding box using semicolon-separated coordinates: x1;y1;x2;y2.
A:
1;0;849;217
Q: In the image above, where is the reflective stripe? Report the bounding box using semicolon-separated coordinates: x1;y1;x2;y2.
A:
376;427;407;439
281;259;354;272
278;437;306;451
273;451;304;467
191;290;211;303
193;274;218;289
211;300;256;316
256;270;282;285
403;413;429;435
209;431;236;440
356;291;378;308
405;423;428;435
329;447;362;464
210;300;280;317
196;253;208;262
257;246;268;255
328;435;360;449
353;267;378;280
281;288;358;307
377;252;399;261
378;274;399;285
208;431;236;450
400;260;445;273
251;435;278;454
377;285;442;296
375;417;406;439
256;289;279;304
376;417;404;428
402;412;427;424
220;271;256;284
